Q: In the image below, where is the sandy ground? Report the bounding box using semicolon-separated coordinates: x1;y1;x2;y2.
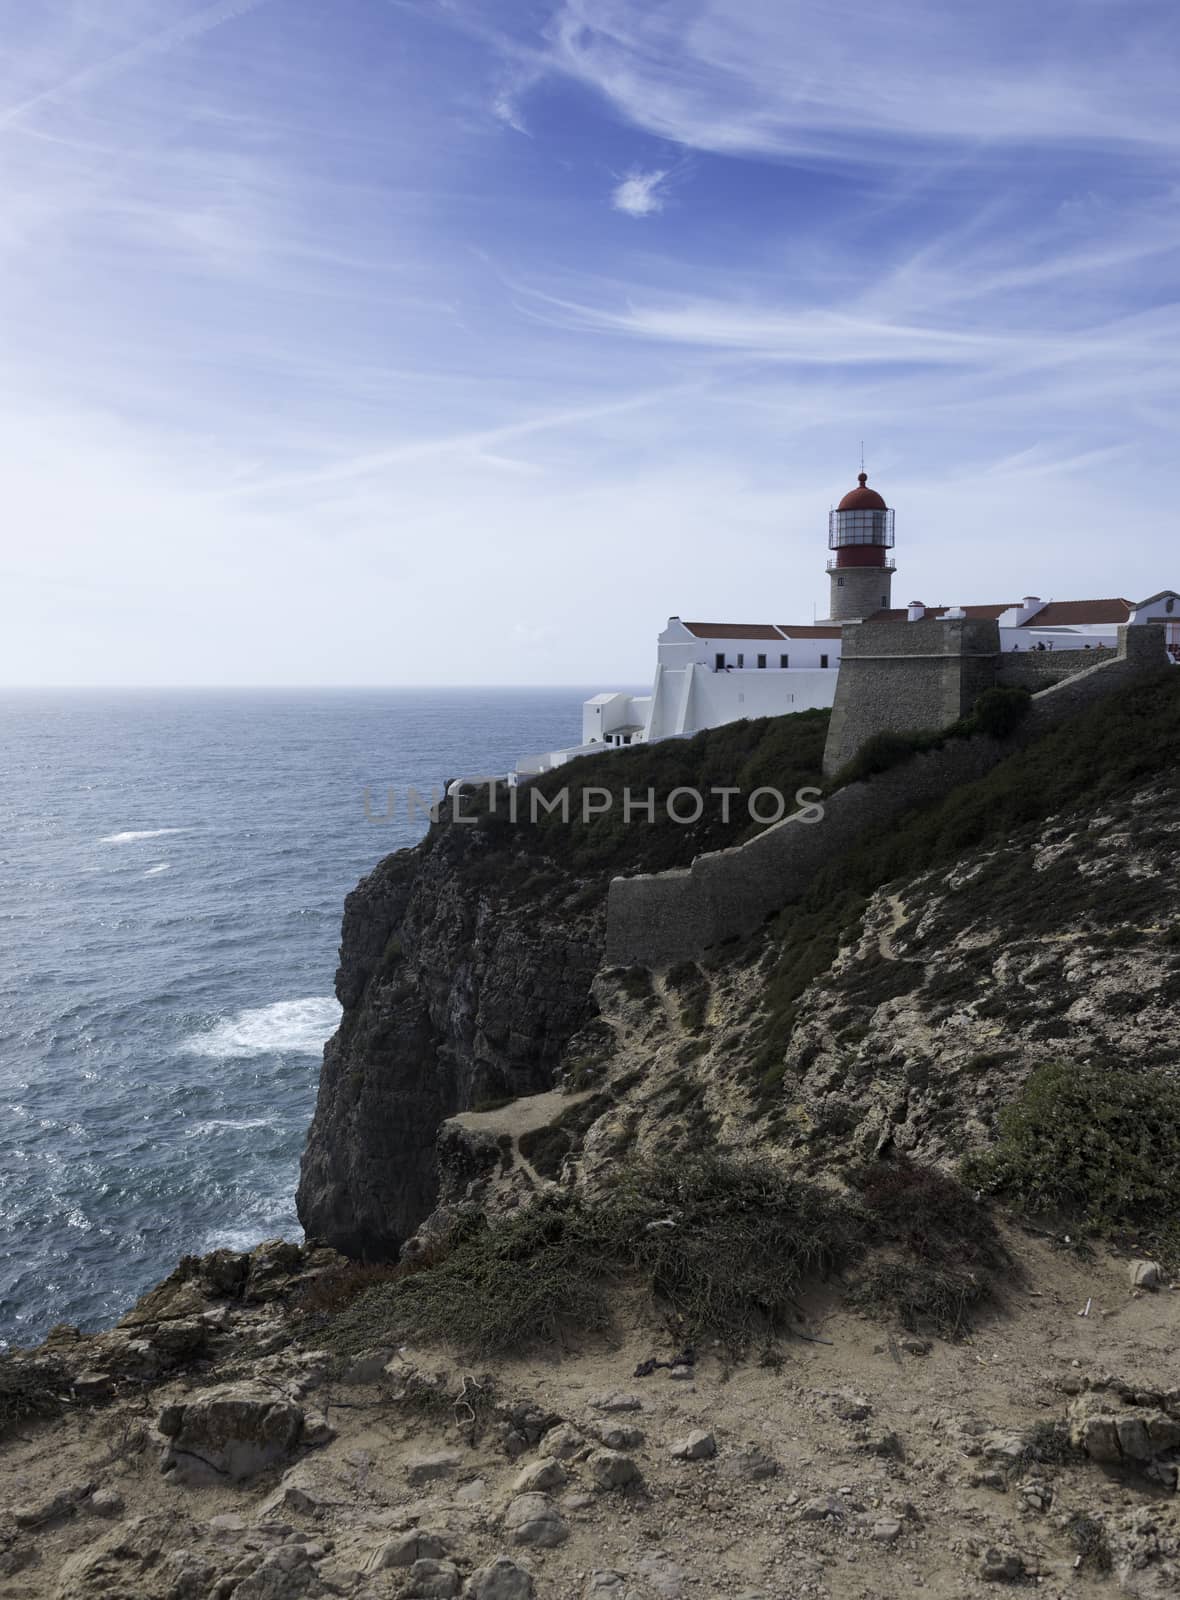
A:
1;1228;1177;1600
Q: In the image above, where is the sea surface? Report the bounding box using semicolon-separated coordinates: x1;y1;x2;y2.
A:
0;688;590;1348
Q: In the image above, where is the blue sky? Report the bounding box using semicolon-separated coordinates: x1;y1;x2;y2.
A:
1;0;1178;685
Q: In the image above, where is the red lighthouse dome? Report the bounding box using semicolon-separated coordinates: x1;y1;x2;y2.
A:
837;472;887;512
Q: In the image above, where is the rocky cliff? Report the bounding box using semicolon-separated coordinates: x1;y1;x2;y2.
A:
295;811;606;1259
296;711;830;1259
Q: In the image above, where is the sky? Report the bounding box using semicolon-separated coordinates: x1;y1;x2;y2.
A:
1;0;1178;686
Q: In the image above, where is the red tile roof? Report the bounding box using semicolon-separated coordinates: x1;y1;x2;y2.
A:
865;604;1014;622
1018;599;1131;626
682;622;785;640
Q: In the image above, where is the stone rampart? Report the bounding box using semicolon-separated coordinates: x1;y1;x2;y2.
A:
604;627;1169;968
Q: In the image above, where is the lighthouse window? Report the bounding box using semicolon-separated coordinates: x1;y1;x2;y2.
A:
836;576;845;586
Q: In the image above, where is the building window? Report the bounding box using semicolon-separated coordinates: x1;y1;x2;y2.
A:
1168;599;1176;614
714;652;725;670
820;653;829;669
736;653;744;667
757;653;766;668
780;653;789;668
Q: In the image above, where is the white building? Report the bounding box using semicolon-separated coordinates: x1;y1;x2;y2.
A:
513;473;1179;782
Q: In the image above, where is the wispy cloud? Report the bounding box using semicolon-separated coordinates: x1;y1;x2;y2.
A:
0;0;279;131
2;1;1179;686
611;167;669;217
542;0;1180;160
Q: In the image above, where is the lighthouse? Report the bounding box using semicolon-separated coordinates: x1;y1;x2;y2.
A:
826;472;896;622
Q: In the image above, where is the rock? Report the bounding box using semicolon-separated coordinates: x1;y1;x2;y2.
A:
720;1447;779;1481
871;1518;903;1543
406;1452;463;1485
504;1493;568;1548
199;1246;252;1297
833;1396;873;1422
635;1554;683;1599
562;1492;596;1512
511;1457;567;1493
669;1430;716;1461
798;1494;847;1522
1019;1482;1051;1514
157;1387;304;1483
590;1392;643;1413
982;1432;1025;1468
86;1488;125;1519
540;1423;586;1460
149;1317;208;1362
70;1370;116;1402
464;1557;536;1600
455;1478;488;1504
373;1532;449;1569
406;1559;462;1598
300;1411;337;1448
980;1548;1025;1582
584;1573;626;1597
594;1424;644;1450
1070;1396;1123;1463
118;1276;207;1329
245;1238;305;1300
668;1365;694;1381
341;1349;395;1385
54;1513;197;1600
1069;1394;1180;1467
1129;1260;1163;1291
13;1485;91;1527
265;1458;344;1516
899;1337;931;1356
586;1449;642;1490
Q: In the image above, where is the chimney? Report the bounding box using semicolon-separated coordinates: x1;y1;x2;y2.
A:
906;601;926;622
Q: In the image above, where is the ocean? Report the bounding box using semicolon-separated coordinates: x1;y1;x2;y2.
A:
0;688;589;1349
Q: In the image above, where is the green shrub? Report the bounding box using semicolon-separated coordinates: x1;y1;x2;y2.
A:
971;685;1031;739
846;1158;1008;1337
962;1061;1180;1245
323;1154;855;1358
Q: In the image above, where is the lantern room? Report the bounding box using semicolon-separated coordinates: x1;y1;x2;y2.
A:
828;473;896;569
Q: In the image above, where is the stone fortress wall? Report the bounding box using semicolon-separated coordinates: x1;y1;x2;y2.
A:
821;616;1002;779
604;625;1169;969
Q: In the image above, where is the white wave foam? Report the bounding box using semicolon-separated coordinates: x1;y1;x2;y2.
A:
100;828;187;844
144;863;171;877
188;1117;275;1135
183;996;341;1059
